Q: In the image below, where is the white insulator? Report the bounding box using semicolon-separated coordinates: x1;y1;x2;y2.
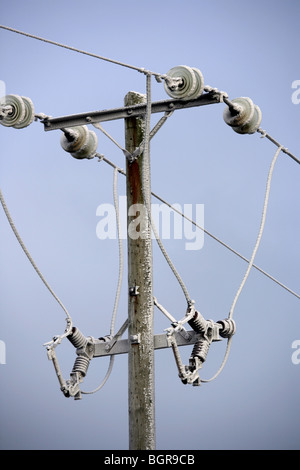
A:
60;125;88;153
60;125;98;159
13;96;35;129
186;68;204;100
233;104;262;135
0;94;25;127
164;65;197;100
223;97;254;128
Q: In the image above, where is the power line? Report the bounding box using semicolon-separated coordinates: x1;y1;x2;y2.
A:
2;23;299;169
228;145;283;318
0;25;163;79
202;145;283;384
257;128;300;165
0;188;73;342
1;23;299;168
96;153;300;301
82;167;124;395
151;192;300;300
90;115;300;302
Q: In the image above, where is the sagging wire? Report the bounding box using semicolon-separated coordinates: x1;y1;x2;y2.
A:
152;191;300;301
0;188;73;345
228;145;283;319
0;163;125;396
201;144;283;383
95;152;300;302
82;166;124;395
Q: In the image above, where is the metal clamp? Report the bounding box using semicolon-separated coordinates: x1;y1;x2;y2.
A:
130;333;141;345
129;285;139;296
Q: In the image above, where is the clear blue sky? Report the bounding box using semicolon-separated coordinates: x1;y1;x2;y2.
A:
0;0;299;450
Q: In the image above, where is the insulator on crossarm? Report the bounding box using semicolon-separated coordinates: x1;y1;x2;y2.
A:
187;68;205;100
14;97;35;129
0;94;35;129
233;104;262;134
223;97;254;127
223;97;262;135
60;125;98;159
164;65;204;100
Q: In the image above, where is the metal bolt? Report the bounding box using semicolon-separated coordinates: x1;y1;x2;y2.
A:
129;286;139;296
130;334;141;344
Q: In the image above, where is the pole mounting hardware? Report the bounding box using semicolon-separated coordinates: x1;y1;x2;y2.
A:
130;334;141;345
129;285;139;296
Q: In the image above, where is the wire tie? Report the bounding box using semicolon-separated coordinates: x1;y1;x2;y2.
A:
140;68;152;76
97;153;104;162
259;129;267;138
154;75;163;83
218;91;229;103
34;113;50;122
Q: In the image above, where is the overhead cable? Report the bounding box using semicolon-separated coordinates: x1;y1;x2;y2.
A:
0;25;164;80
202;144;283;383
1;24;299;167
257;128;300;165
228;145;284;318
96;152;300;302
151;192;300;301
0;188;73;341
82;167;124;395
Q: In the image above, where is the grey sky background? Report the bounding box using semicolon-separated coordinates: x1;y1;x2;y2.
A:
0;0;299;450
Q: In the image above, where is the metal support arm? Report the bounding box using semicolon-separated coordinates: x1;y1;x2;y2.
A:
46;315;235;398
42;93;221;131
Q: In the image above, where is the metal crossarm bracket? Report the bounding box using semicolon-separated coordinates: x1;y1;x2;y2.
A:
42;93;221;131
46;318;235;399
93;329;217;358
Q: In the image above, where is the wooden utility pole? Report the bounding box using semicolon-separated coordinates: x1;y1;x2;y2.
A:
125;91;156;450
41;88;222;448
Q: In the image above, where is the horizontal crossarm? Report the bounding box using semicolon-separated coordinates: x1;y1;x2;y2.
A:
43;93;220;131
